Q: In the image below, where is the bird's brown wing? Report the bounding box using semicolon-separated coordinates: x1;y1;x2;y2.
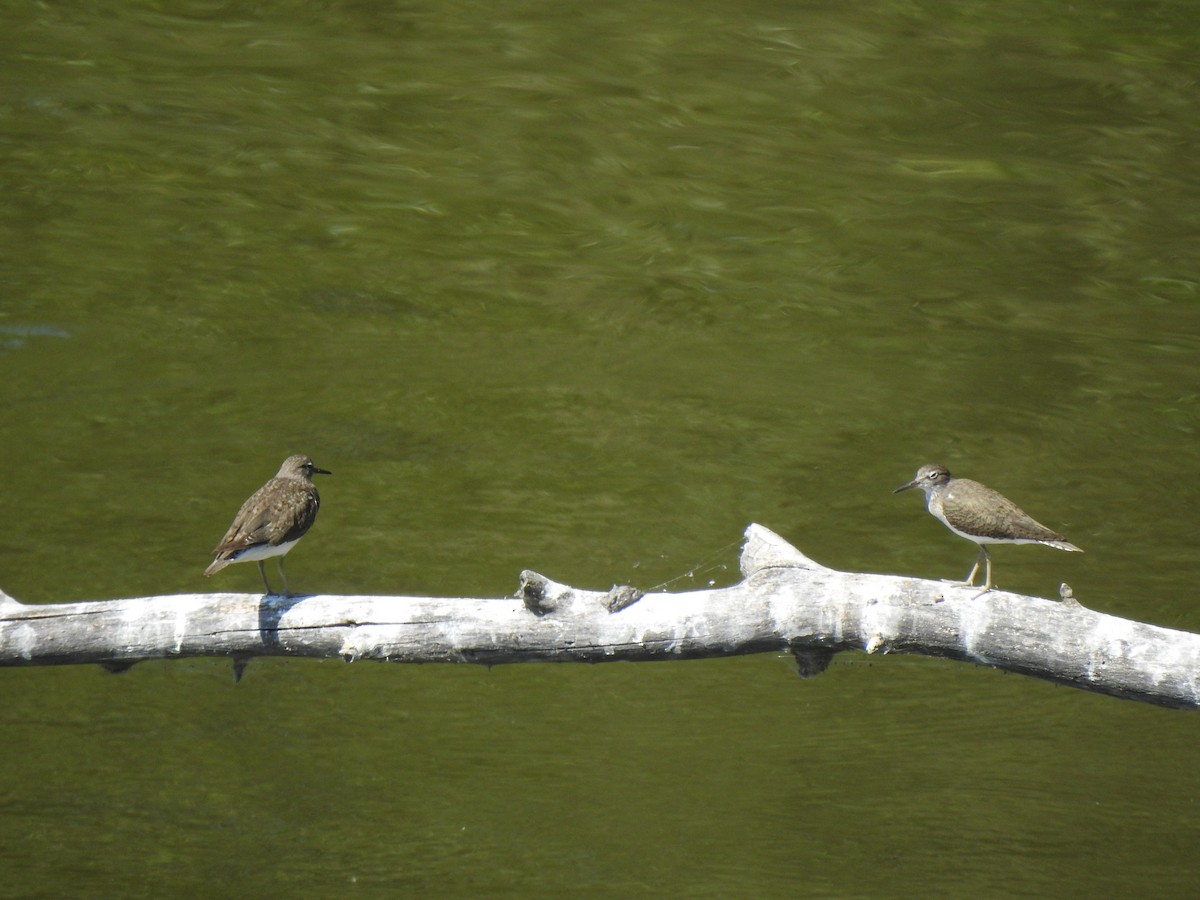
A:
211;479;321;555
942;480;1065;542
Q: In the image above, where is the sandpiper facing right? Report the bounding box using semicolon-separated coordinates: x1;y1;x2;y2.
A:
204;454;330;596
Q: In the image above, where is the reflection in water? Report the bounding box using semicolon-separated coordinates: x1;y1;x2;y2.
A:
0;323;70;352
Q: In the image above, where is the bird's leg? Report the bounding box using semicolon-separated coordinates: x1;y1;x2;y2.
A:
277;558;292;598
257;560;274;595
962;546;986;586
980;546;994;592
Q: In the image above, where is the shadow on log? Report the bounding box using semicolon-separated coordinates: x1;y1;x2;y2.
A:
1;524;1196;709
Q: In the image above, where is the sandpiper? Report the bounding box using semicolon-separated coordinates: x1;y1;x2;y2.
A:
204;454;330;596
893;463;1081;592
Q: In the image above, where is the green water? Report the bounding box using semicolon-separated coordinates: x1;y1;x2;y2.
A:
2;0;1199;895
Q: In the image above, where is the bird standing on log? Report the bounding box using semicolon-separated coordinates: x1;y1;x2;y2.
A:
894;463;1081;592
204;454;330;596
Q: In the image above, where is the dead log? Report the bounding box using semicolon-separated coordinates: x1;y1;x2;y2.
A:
1;524;1195;709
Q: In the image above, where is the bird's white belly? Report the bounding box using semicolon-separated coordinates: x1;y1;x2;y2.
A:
227;539;300;563
932;510;1042;546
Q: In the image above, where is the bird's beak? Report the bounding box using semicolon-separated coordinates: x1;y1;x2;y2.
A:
314;467;332;476
892;477;919;494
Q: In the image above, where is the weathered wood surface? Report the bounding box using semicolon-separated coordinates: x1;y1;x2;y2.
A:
1;524;1196;709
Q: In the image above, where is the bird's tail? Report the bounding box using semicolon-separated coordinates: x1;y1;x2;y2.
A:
1044;540;1083;552
203;558;231;576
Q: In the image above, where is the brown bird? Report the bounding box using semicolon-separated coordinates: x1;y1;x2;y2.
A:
204;454;331;596
893;463;1081;592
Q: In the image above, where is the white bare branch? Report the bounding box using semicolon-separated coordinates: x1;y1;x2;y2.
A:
1;524;1196;708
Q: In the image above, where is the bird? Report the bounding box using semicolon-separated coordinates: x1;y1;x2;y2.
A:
204;454;331;596
893;463;1081;592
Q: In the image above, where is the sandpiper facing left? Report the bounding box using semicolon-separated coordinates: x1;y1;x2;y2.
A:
893;463;1081;592
204;454;330;596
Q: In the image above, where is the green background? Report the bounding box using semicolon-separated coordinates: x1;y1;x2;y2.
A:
2;1;1198;896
